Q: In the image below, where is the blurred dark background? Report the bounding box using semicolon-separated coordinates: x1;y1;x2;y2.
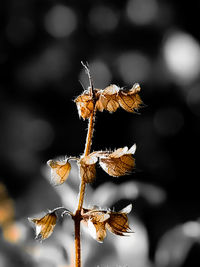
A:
0;0;200;266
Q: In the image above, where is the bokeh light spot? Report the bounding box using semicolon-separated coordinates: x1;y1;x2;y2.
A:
126;0;158;26
18;46;68;88
117;51;151;84
154;107;184;136
89;5;119;33
79;60;112;89
44;5;77;38
182;221;200;238
163;31;200;84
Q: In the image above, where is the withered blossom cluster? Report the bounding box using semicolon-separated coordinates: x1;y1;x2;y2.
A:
75;83;143;119
81;204;132;242
29;71;143;257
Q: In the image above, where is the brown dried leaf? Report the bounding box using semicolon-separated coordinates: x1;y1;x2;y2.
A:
95;85;120;113
47;159;71;185
29;211;57;240
79;155;98;183
117;83;143;113
75;93;94;120
99;144;136;177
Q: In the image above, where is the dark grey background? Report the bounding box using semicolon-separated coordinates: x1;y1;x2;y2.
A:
0;1;200;266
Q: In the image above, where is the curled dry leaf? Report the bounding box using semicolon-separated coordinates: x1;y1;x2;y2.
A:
28;207;72;241
96;85;120;113
74;92;94;120
95;83;143;113
98;144;136;177
28;211;57;241
47;159;71;185
75;83;143;118
118;83;143;113
79;154;98;183
81;204;132;243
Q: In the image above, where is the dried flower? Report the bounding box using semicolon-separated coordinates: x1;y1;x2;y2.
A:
118;83;143;113
47;159;71;185
95;83;143;113
98;144;136;177
28;211;57;240
81;204;132;243
95;85;120;113
79;154;98;183
75;92;94;120
106;204;132;236
75;83;143;118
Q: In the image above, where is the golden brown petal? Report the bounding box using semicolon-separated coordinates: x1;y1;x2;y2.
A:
106;213;130;236
82;208;110;223
29;212;57;240
106;204;132;236
88;219;107;243
82;204;132;241
95;85;120;113
117;83;143;113
75;93;94;120
81;208;109;242
79;155;98;183
47;159;71;185
99;145;136;177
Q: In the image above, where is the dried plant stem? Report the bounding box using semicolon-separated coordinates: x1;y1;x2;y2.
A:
74;218;81;267
74;107;96;267
84;108;95;157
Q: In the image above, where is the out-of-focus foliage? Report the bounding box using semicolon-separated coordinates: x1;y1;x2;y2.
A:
0;0;200;266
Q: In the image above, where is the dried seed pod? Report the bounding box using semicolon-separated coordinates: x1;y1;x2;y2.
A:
117;83;143;113
79;154;98;183
88;219;107;243
106;213;131;236
28;211;57;241
47;159;71;185
82;208;110;222
99;144;136;177
107;204;132;236
96;85;120;113
81;204;132;242
75;92;94;120
82;208;109;242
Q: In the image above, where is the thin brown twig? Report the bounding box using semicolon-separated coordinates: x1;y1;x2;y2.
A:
81;61;94;97
74;62;96;267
